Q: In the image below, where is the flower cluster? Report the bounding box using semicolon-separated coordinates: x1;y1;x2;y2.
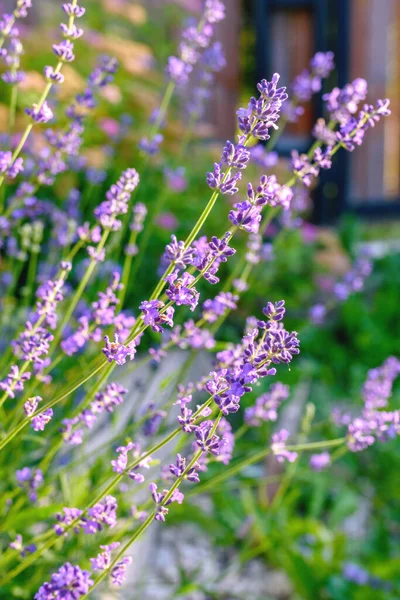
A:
166;0;225;86
15;467;43;502
9;534;36;558
94;168;140;233
1;262;72;401
185;41;226;120
309;255;373;325
111;441;151;482
55;495;118;536
0;1;32;88
34;563;93;600
61;383;128;446
149;482;184;522
344;357;400;452
42;56;118;183
284;51;335;121
26;3;85;125
271;429;298;463
229;175;293;233
207;73;287;201
245;382;290;426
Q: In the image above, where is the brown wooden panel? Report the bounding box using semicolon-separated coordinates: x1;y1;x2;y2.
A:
350;0;400;203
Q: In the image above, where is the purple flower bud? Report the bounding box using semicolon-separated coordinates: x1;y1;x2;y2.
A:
102;334;136;365
309;452;331;471
62;3;85;17
271;429;298;463
31;409;53;432
25;101;54;123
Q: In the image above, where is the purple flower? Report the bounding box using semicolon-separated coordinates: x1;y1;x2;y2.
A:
34;563;93;600
206;162;242;195
9;533;36;557
60;417;83;446
149;482;184;522
216;417;234;464
343;563;370;586
15;1;33;19
165;271;199;310
162;235;194;270
54;507;83;536
95;168;140;231
138;134;163;156
0;151;12;173
83;495;118;534
229;201;262;233
91;382;127;414
16;467;43;502
271;429;298;463
90;542;120;571
169;453;200;483
263;300;286;321
111;557;132;586
222;141;251;169
201;41;226;72
111;442;151;482
62;3;85;17
102;334;137;365
236;74;287;141
16;311;47;351
194;420;225;455
310;51;335;77
130;202;147;232
174;319;215;350
60;23;83;39
25;101;54;123
139;299;174;333
292;70;322;101
0;365;31;398
309;303;326;325
166;56;192;85
31;409;53;432
313;146;332;170
192;232;236;284
204;0;225;23
250;145;279;169
142;405;166;436
309;452;331;471
333;256;373;301
24;395;42;416
313;118;337;145
177;402;196;433
202;291;238;323
323;78;368;122
164;166;187;192
291;150;320;187
342;357;400;452
52;39;75;62
245;382;290;425
44;65;65;83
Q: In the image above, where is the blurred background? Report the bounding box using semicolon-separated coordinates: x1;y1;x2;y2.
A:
1;1;400;599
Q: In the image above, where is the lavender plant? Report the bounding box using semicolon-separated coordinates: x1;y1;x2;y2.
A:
0;1;398;598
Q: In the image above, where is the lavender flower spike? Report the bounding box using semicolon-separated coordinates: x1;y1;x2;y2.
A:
34;563;93;599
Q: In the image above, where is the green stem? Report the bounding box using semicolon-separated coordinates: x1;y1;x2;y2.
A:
8;83;18;133
84;412;223;598
51;230;110;349
190;437;346;496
